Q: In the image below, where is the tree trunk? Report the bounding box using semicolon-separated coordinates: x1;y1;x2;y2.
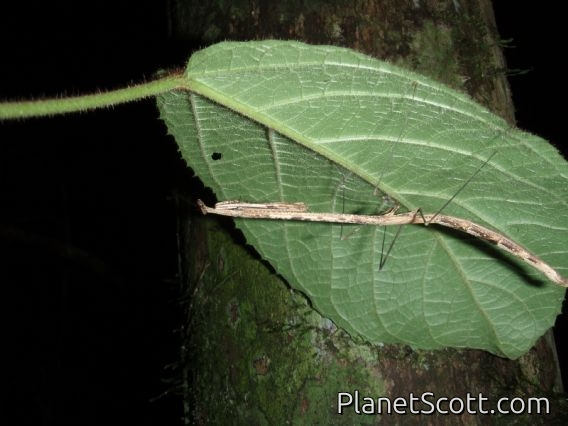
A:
169;0;567;423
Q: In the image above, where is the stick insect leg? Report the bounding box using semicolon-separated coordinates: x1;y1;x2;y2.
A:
378;207;426;270
379;225;399;270
426;151;497;225
375;82;418;269
379;153;496;269
338;173;359;241
338;172;387;241
339;174;347;240
379;152;496;269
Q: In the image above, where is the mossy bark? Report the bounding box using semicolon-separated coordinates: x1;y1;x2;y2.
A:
170;0;567;423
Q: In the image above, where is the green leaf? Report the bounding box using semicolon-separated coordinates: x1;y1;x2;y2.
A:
157;40;567;359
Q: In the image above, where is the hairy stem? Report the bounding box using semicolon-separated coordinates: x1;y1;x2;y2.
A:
0;73;186;120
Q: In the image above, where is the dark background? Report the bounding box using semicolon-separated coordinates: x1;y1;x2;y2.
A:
0;1;565;424
0;2;188;424
492;2;568;388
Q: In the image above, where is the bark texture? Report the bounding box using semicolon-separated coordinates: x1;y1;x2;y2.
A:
169;0;567;423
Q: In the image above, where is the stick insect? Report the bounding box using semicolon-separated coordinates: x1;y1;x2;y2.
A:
197;153;568;288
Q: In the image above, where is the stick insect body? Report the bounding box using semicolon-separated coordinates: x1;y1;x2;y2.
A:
197;199;568;288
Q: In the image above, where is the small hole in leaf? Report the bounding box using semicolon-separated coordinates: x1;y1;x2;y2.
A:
212;152;222;160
